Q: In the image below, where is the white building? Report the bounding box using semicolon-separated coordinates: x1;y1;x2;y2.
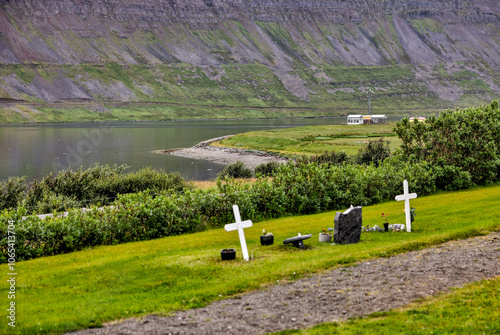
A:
347;115;387;125
347;115;363;125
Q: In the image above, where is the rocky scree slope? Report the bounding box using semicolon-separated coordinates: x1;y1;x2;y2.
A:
0;0;500;117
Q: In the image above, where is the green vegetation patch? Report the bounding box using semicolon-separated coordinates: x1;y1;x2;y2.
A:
409;18;445;34
0;59;492;123
218;124;401;156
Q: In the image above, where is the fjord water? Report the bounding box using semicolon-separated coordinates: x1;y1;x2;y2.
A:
0;118;340;181
0;118;397;181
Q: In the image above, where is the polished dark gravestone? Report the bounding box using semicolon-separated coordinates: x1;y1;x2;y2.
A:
283;234;312;248
334;206;362;244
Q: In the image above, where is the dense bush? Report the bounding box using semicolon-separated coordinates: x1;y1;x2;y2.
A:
0;177;25;210
296;150;350;166
0;165;190;214
254;161;282;176
217;161;254;178
355;138;391;167
432;164;474;191
394;101;500;184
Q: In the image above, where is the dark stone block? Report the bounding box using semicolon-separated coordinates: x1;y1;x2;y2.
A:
334;206;362;244
283;234;312;248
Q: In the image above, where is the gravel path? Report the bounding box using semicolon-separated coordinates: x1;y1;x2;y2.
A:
161;135;288;169
69;231;500;335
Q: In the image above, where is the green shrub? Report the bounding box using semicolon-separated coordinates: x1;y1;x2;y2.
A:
218;161;253;178
31;193;80;214
0;164;191;214
0;176;26;210
395;101;500;184
355;138;391;167
433;165;474;191
254;161;282;176
296;150;350;166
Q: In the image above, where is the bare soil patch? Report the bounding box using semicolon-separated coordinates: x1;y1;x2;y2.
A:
69;231;500;335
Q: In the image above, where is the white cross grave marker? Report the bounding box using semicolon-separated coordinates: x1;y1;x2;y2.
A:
395;179;417;232
224;205;253;261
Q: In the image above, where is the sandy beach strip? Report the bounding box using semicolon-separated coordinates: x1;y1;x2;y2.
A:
159;135;288;169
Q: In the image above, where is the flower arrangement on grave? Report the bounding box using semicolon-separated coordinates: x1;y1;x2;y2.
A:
362;217;406;232
261;229;273;236
260;229;274;245
319;228;333;242
381;212;390;231
362;225;384;232
391;224;405;232
320;228;332;235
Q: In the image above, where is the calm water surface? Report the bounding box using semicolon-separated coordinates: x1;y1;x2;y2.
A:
0;118;399;181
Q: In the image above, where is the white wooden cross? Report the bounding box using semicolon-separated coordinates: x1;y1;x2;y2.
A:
395;180;417;232
224;205;253;261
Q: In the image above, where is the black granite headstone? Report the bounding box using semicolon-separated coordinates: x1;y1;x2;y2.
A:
334;206;362;244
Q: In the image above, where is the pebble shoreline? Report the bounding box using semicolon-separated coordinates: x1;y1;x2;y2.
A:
162;135;289;169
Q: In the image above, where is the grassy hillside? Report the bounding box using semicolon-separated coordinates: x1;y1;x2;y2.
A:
0;62;494;123
0;63;439;123
1;183;499;334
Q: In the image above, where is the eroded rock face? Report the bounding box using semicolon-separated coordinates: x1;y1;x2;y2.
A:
0;0;499;104
1;0;499;65
4;0;498;24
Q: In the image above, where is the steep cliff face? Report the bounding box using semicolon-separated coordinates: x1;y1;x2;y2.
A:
2;0;500;66
0;0;499;115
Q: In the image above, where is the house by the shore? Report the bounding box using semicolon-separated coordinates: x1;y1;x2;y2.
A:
347;115;387;125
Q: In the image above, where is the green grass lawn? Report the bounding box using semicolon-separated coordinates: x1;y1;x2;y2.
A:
217;124;401;156
1;184;499;334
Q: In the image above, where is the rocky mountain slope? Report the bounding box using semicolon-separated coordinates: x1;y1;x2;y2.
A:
1;0;500;121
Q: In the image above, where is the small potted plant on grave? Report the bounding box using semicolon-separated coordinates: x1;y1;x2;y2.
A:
319;228;333;242
221;248;236;260
260;229;274;245
381;213;389;232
